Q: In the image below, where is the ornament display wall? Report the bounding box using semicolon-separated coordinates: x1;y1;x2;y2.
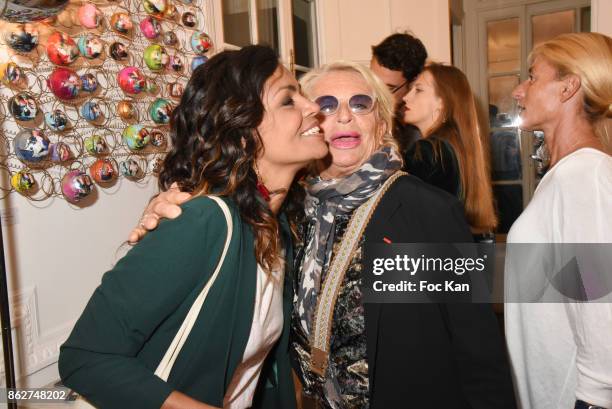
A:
0;0;213;205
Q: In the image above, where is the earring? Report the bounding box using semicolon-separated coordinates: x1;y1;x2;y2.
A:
254;162;271;201
253;162;287;202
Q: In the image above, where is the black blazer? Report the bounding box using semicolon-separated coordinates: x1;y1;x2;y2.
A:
363;175;516;409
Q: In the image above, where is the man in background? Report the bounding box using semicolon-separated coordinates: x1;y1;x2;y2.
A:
370;32;428;153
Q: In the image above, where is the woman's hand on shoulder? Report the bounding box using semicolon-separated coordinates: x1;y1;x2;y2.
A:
128;182;193;245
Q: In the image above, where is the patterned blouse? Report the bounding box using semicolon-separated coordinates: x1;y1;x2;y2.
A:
291;211;370;409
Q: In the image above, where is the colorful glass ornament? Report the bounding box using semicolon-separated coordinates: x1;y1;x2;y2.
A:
167;82;183;99
117;100;137;121
110;13;133;35
119;159;140;177
0;62;25;87
61;170;94;203
46;32;78;65
5;24;39;52
47;67;81;100
140;16;162;39
162;31;178;46
11;171;36;193
144;44;168;71
149;98;172;124
143;0;167;16
84;134;108;155
77;34;104;59
13;129;49;162
80;73;98;93
123;125;150;150
117;66;147;95
190;31;212;55
78;4;102;29
8;93;38;122
81;100;104;122
181;11;196;27
45;109;69;131
150;130;166;147
162;3;177;20
49;142;72;162
109;42;129;61
168;54;183;72
89;158;116;183
191;55;208;71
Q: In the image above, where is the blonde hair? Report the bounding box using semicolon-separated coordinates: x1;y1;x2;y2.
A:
424;63;498;231
299;60;400;155
529;32;612;152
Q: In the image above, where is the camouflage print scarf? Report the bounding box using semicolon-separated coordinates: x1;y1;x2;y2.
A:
297;146;402;335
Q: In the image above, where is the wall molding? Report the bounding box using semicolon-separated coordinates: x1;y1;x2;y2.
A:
0;286;75;385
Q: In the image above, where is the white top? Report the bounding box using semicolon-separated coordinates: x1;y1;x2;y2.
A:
505;148;612;409
223;263;285;409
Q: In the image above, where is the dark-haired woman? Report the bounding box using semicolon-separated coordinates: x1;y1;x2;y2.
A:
58;45;327;409
402;63;498;236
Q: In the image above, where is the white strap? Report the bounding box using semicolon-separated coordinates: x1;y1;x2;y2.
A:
310;172;405;376
154;195;233;381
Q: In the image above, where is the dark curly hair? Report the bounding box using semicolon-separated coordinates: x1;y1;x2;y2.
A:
372;32;428;83
159;45;304;272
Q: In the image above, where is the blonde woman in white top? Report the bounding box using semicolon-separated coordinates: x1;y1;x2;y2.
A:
505;32;612;409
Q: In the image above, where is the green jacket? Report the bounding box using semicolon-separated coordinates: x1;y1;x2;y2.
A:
59;196;297;409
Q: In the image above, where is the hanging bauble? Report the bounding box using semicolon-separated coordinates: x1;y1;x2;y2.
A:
47;67;81;100
119;159;140;178
117;100;137;121
80;73;98;93
13;129;49;163
49;142;72;162
167;54;183;72
109;41;129;61
45;109;69;131
89;158;116;183
191;55;208;71
144;44;168;71
8;92;38;122
181;11;196;27
77;34;104;59
117;66;147;95
190;31;212;54
61;170;94;203
81;100;104;123
11;171;36;193
46;32;78;65
4;24;38;52
123;125;150;150
110;12;133;35
84;134;108;155
140;16;161;39
143;0;166;17
77;3;102;29
0;62;25;87
149;98;172;124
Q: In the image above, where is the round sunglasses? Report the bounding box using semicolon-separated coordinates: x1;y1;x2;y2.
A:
314;94;375;116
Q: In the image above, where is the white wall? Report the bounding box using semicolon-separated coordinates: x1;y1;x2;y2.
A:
316;0;451;65
591;0;612;37
1;178;159;389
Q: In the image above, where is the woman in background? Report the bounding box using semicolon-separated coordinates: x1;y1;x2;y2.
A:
401;64;497;237
504;32;612;409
